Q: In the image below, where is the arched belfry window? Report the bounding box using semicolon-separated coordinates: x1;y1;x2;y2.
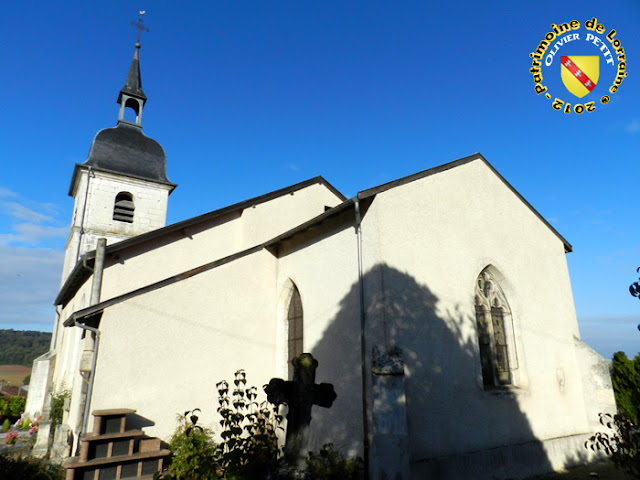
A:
475;268;515;387
287;285;304;379
113;192;135;223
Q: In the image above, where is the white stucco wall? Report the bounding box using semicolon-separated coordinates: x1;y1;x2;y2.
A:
52;283;92;392
87;249;279;441
97;182;343;303
358;158;595;463
275;217;364;457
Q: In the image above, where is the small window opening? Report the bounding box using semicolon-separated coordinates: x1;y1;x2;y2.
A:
118;96;142;124
113;192;134;223
124;97;141;115
122;107;138;123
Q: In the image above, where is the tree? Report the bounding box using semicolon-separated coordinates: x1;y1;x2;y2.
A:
0;329;51;365
610;351;640;424
586;270;640;478
630;268;640;332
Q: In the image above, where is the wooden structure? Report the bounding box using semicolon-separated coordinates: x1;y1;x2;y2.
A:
64;408;170;480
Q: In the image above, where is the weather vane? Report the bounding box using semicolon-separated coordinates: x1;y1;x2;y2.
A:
130;11;149;45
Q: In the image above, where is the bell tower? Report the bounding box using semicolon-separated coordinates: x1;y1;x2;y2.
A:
61;16;176;282
26;13;177;457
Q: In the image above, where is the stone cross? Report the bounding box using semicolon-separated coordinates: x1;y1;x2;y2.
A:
264;353;337;468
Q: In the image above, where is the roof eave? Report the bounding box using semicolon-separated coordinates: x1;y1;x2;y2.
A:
69;163;177;194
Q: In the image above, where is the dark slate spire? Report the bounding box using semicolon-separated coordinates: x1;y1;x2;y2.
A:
117;12;149;127
117;44;147;105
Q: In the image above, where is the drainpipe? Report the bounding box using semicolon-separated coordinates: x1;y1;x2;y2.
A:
51;305;63;349
89;238;107;306
77;323;101;436
75;167;93;264
354;198;370;479
76;237;106;437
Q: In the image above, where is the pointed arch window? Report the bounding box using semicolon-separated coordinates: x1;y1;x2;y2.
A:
475;269;515;387
287;285;304;380
113;192;135;223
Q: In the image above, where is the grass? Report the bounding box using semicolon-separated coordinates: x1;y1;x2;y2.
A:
528;460;634;479
0;365;31;387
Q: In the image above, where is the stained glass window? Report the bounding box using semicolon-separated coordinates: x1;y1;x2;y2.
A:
475;269;514;387
287;286;303;379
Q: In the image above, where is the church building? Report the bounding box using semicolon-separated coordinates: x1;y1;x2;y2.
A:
26;33;615;480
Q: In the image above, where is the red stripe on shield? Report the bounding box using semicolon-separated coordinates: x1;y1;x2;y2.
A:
561;56;596;92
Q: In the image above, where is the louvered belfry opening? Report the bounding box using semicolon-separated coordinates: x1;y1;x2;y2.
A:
113;192;135;223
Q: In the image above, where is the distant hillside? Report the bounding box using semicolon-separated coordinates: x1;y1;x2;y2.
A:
0;329;51;366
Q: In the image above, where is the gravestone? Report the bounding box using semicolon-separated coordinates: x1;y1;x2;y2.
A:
264;353;337;468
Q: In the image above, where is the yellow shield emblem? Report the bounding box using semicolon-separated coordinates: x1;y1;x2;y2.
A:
560;56;599;98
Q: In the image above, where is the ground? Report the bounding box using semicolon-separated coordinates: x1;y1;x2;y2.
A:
0;365;31;386
529;460;634;479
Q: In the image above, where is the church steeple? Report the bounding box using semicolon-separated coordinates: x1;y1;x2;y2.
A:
117;12;149;127
61;10;175;284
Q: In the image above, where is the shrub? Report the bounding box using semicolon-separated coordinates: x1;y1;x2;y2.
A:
49;390;69;438
306;443;364;480
586;412;640;478
159;370;362;480
167;409;219;480
9;396;26;418
1;418;9;433
0;396;27;422
0;451;65;480
214;370;282;479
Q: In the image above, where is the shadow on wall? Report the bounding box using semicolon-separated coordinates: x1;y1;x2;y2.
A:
309;263;555;479
125;412;155;431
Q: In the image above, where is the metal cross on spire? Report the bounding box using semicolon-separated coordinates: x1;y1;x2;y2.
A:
130;11;149;45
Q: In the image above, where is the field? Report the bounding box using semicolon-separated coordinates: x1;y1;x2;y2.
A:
0;365;32;386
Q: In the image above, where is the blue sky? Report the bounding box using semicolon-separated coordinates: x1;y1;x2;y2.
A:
0;1;638;360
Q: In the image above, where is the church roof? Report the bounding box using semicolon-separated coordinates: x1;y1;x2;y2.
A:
264;153;572;254
69;121;175;194
56;176;345;307
58;153;572;314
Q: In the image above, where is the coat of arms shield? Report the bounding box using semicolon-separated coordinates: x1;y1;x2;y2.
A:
560;56;599;98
